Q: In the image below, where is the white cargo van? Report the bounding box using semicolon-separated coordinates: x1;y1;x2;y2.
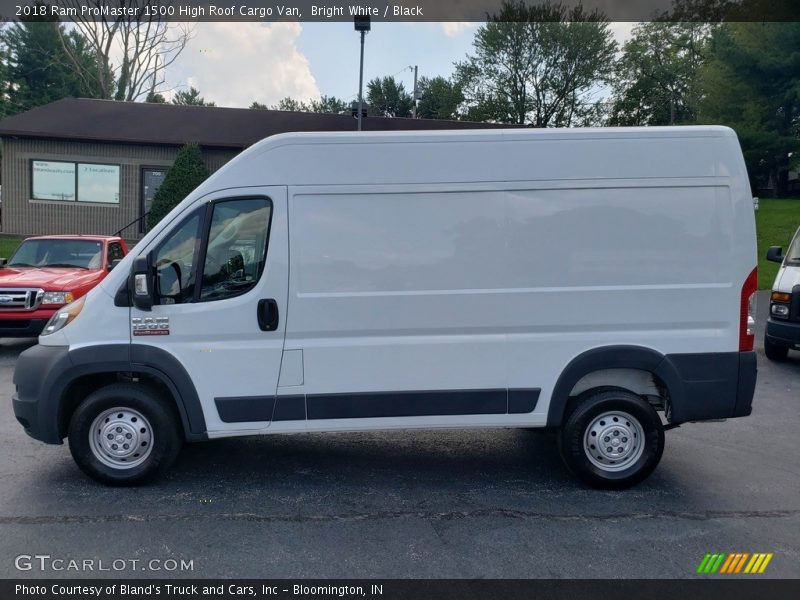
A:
12;127;758;489
764;226;800;360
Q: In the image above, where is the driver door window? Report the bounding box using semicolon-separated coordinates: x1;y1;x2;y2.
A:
199;198;272;301
153;198;271;305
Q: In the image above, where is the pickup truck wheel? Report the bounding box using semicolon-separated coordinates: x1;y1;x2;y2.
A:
558;389;664;490
68;383;182;485
764;336;789;361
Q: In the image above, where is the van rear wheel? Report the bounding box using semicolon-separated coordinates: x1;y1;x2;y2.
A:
68;383;182;485
558;389;664;490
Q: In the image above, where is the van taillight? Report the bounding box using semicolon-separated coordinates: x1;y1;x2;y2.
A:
740;267;757;352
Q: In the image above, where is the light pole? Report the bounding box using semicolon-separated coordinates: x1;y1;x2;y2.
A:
354;16;370;131
412;65;418;118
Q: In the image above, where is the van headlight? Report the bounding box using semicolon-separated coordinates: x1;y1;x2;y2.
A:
770;291;791;320
42;296;85;336
41;291;74;306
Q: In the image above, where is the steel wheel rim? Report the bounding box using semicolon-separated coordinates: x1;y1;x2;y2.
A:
583;410;645;472
89;407;153;470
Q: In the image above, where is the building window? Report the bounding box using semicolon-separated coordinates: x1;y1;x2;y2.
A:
32;160;76;201
78;163;120;204
31;160;120;204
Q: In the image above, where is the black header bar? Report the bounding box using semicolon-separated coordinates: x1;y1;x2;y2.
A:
1;0;799;23
3;579;800;600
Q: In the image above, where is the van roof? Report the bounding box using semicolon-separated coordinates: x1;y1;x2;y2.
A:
252;125;735;146
190;125;741;194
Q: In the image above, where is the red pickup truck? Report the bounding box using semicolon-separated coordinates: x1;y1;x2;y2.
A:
0;235;128;337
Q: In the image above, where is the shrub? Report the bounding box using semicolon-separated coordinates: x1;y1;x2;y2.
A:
147;143;209;230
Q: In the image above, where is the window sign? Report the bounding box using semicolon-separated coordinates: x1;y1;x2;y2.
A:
32;161;76;201
78;164;120;204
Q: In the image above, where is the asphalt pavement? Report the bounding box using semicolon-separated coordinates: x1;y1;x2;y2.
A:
0;291;797;578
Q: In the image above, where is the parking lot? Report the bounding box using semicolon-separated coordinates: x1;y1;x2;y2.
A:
0;291;797;579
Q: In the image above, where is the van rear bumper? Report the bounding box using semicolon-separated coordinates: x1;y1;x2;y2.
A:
666;351;757;422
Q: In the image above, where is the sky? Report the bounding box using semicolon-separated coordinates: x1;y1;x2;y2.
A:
165;22;636;109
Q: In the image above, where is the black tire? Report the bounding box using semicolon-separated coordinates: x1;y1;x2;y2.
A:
68;383;182;486
558;389;664;490
764;336;789;361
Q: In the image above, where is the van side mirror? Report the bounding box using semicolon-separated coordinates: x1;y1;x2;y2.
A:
109;258;123;271
0;258;6;267
129;254;153;311
766;246;784;264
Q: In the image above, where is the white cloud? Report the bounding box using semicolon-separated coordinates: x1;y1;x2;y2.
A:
167;22;319;108
610;22;637;45
441;22;477;38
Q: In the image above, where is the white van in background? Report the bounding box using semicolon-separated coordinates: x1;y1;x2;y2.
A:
12;127;758;489
765;227;800;360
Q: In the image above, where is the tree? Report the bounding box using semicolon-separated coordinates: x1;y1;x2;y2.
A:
455;0;617;126
0;28;10;119
147;144;209;230
699;22;800;196
416;76;463;120
250;101;268;110
1;18;102;116
309;95;348;114
270;96;310;112
171;87;214;106
264;95;348;114
146;91;166;103
366;76;413;118
56;0;192;101
609;22;712;126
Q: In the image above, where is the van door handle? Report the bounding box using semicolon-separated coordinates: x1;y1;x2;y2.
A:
257;299;279;331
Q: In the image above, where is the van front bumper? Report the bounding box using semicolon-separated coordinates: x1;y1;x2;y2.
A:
12;344;72;444
766;318;800;349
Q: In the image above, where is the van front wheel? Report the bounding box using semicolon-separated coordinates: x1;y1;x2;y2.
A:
68;383;182;485
764;336;789;361
558;389;664;489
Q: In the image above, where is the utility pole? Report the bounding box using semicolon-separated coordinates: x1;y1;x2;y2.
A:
354;17;371;131
670;91;676;125
412;65;418;119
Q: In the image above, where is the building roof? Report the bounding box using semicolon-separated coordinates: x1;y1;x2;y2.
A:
0;98;506;149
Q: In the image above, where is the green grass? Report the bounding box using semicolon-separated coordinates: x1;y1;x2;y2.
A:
757;198;800;289
0;235;23;260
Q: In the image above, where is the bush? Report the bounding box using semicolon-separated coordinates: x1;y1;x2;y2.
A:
147;143;209;230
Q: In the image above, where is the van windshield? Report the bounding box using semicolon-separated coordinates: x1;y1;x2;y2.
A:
8;239;103;269
786;228;800;265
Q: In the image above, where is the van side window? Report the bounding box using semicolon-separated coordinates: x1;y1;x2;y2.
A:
153;211;202;305
199;198;272;302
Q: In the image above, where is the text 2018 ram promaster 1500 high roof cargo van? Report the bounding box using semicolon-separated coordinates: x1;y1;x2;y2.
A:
12;127;758;489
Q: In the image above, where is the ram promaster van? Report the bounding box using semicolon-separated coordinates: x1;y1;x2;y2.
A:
12;128;758;489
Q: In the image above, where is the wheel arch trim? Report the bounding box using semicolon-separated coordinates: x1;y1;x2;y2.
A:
547;345;685;427
53;344;206;442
